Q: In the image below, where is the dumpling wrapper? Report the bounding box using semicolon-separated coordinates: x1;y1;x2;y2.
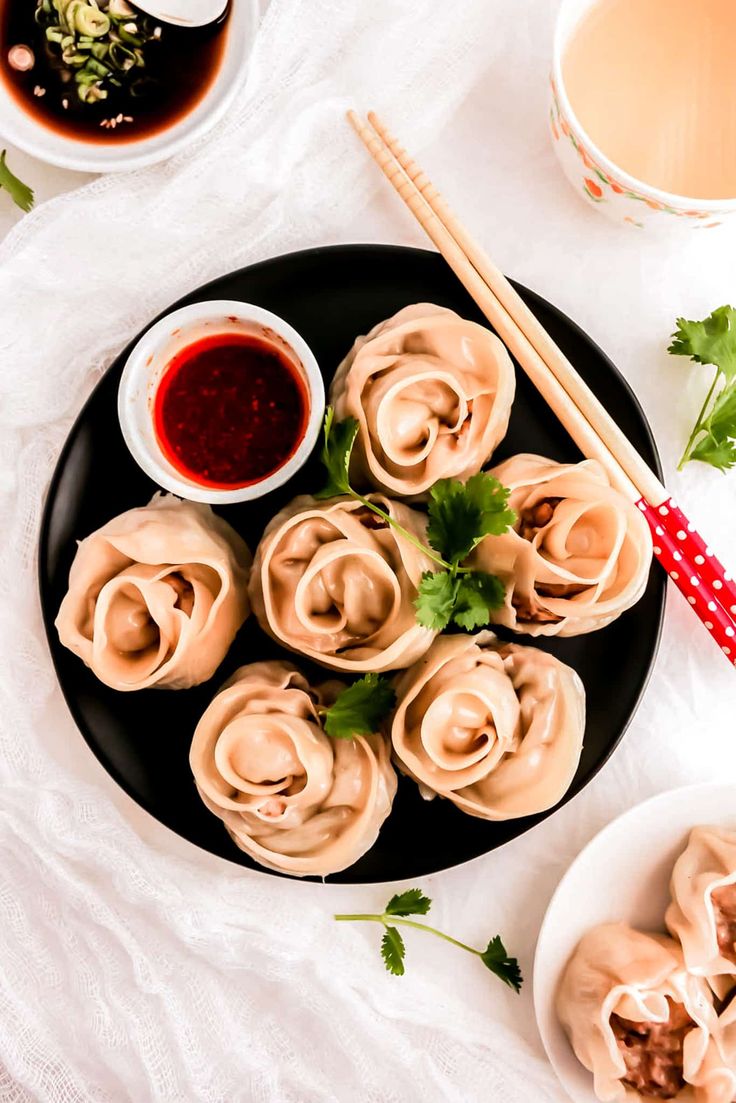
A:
557;923;732;1103
248;494;436;673
330;303;515;497
390;630;585;820
471;454;652;637
667;827;736;985
189;660;397;877
710;986;736;1088
55;493;251;690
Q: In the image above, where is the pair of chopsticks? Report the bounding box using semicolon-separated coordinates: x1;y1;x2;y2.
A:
347;110;736;667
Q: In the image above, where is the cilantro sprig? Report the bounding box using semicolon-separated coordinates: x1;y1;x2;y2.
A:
316;409;515;631
335;888;522;990
0;151;33;213
669;306;736;472
323;674;396;740
417;474;515;631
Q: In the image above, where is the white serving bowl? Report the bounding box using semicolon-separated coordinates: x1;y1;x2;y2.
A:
118;300;325;505
533;781;736;1103
0;0;258;173
550;0;736;230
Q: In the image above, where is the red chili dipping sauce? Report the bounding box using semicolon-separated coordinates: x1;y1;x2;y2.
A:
153;332;309;489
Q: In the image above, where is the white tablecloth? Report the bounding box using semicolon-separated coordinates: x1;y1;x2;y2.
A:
1;2;736;1100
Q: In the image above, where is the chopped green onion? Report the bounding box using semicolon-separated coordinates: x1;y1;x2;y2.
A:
34;0;162;105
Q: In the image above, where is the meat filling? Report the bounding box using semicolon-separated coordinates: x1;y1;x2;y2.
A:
512;593;563;625
610;998;695;1100
515;497;589;623
354;508;387;531
518;496;562;542
711;882;736;963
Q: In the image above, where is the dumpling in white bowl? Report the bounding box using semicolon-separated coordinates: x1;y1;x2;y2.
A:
390;631;585;820
471;454;652;636
189;660;397;877
329;303;515;497
557;923;734;1102
666;827;736;988
55;493;251;691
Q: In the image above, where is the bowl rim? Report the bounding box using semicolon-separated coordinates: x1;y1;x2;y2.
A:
0;0;257;173
552;0;736;212
117;298;326;505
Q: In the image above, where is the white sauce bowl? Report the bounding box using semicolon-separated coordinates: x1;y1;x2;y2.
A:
117;300;325;505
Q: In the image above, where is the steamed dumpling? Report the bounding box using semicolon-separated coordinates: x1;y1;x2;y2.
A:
329;304;515;497
189;660;397;877
390;631;585;820
557;923;732;1102
248;494;436;672
471;454;652;636
666;827;736;986
55;494;251;690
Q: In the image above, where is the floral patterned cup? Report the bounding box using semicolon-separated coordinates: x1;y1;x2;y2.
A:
550;0;736;230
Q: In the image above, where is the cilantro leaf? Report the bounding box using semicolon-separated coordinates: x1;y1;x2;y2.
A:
688;381;736;471
381;926;405;976
669;306;736;382
451;572;505;630
385;889;431;917
324;674;396;740
0;151;34;213
427;474;516;564
464;472;518;539
426;479;482;563
689;434;736;472
669;307;736;471
315;408;359;499
708;384;736;438
480;936;523;993
415;570;456;630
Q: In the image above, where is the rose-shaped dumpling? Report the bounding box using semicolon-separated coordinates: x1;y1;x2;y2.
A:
189;661;397;877
666;827;736;986
248;494;436;673
557;923;731;1103
55;493;251;690
390;631;584;820
471;454;652;636
329;304;515;497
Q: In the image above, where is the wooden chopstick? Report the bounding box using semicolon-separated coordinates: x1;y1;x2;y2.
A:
347;109;736;665
362;112;736;625
364;110;666;509
347;111;639;499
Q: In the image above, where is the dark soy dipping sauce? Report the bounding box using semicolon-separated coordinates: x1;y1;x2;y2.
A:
0;0;228;142
154;332;310;490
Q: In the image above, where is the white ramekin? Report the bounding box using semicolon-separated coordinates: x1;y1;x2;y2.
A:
0;0;258;173
118;300;325;505
550;0;736;231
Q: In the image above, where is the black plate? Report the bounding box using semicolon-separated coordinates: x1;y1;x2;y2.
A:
38;244;665;883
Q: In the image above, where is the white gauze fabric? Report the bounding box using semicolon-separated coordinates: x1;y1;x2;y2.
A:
3;0;736;1100
0;2;562;1101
